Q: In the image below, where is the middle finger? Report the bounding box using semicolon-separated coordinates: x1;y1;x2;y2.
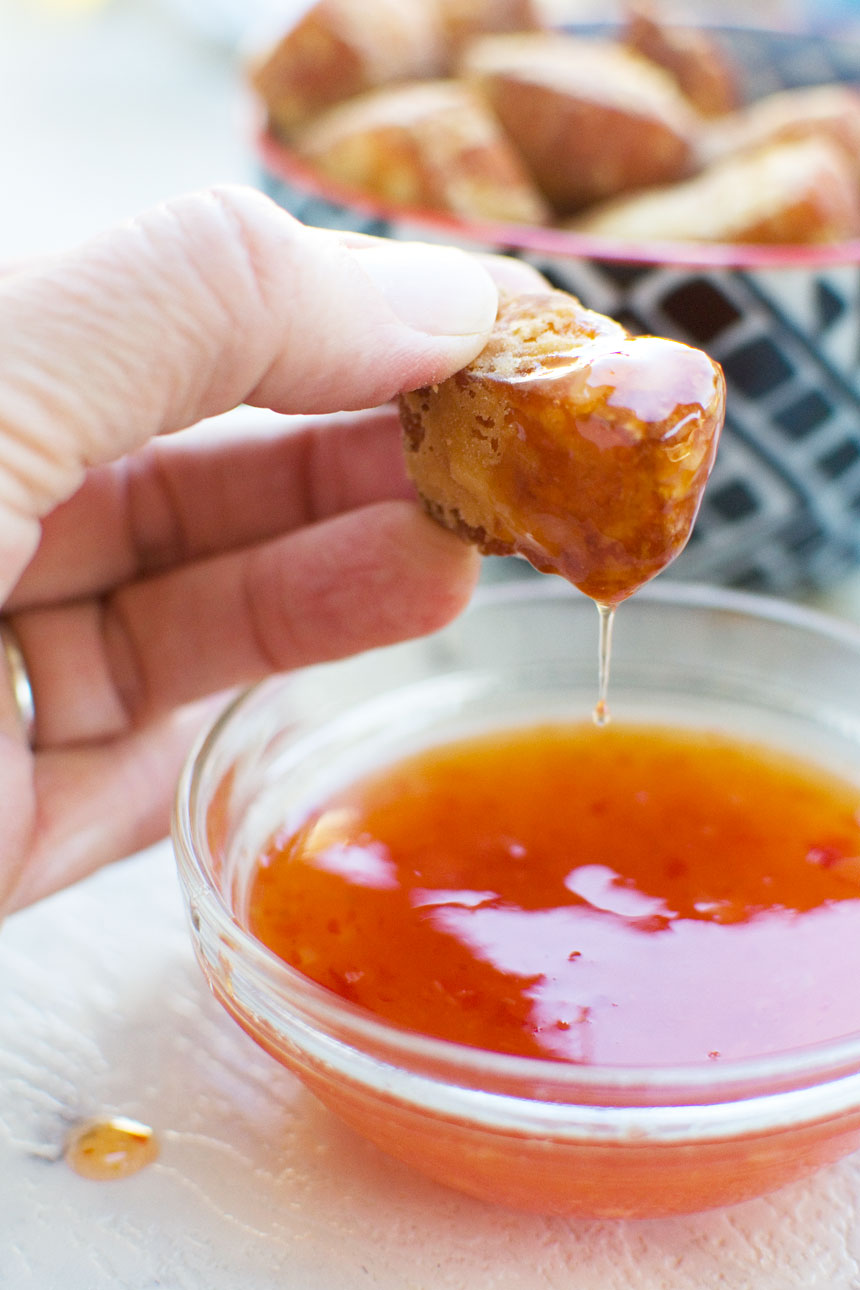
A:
8;406;412;608
11;498;479;747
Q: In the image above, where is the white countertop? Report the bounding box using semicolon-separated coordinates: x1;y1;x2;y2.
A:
4;4;860;1286
5;840;860;1290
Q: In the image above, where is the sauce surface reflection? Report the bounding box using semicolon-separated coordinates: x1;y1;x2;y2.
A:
249;723;860;1066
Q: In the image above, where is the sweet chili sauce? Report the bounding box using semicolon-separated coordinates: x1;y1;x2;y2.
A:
248;722;860;1066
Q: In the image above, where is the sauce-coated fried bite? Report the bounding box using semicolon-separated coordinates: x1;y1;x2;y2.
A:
400;289;725;604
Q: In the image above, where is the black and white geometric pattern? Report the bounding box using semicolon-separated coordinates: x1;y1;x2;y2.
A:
521;253;860;594
260;29;860;595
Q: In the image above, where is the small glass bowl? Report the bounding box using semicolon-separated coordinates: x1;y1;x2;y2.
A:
172;581;860;1218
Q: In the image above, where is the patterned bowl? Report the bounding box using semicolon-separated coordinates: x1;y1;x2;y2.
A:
256;27;860;596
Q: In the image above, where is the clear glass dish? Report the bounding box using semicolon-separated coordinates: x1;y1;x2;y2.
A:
172;581;860;1217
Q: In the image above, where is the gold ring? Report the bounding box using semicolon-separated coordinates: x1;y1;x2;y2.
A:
0;620;35;746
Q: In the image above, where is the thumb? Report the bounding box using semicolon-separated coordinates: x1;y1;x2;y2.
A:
0;185;499;595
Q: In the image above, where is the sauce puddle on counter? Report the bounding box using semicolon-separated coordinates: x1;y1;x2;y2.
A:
249;724;860;1066
65;1116;159;1181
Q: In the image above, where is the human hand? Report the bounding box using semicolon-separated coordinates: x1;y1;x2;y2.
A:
0;185;540;914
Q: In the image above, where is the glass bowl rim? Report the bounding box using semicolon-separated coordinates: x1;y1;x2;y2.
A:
172;579;860;1113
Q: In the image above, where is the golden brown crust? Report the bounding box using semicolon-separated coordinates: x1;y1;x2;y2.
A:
624;1;738;117
574;135;860;244
400;289;725;604
461;33;700;214
701;83;860;172
296;80;550;224
436;0;542;59
248;0;445;139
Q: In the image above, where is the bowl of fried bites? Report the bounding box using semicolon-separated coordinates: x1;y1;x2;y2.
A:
249;0;860;596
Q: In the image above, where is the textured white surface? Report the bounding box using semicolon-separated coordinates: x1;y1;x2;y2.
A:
3;842;860;1289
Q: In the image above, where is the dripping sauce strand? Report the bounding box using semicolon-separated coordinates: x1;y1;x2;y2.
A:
593;600;616;727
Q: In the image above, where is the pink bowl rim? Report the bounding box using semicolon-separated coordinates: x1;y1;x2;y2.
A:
258;126;860;272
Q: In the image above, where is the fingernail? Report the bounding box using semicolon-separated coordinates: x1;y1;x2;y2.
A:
474;252;549;294
351;241;498;336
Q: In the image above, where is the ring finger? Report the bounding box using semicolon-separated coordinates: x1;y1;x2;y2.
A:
9;499;478;747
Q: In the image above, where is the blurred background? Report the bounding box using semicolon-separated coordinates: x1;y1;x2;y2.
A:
0;0;255;256
3;0;858;257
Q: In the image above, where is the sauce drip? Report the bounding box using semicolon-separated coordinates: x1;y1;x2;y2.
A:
249;723;860;1067
593;601;615;726
65;1117;159;1181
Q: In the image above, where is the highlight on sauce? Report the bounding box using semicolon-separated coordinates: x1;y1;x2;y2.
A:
248;722;860;1067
